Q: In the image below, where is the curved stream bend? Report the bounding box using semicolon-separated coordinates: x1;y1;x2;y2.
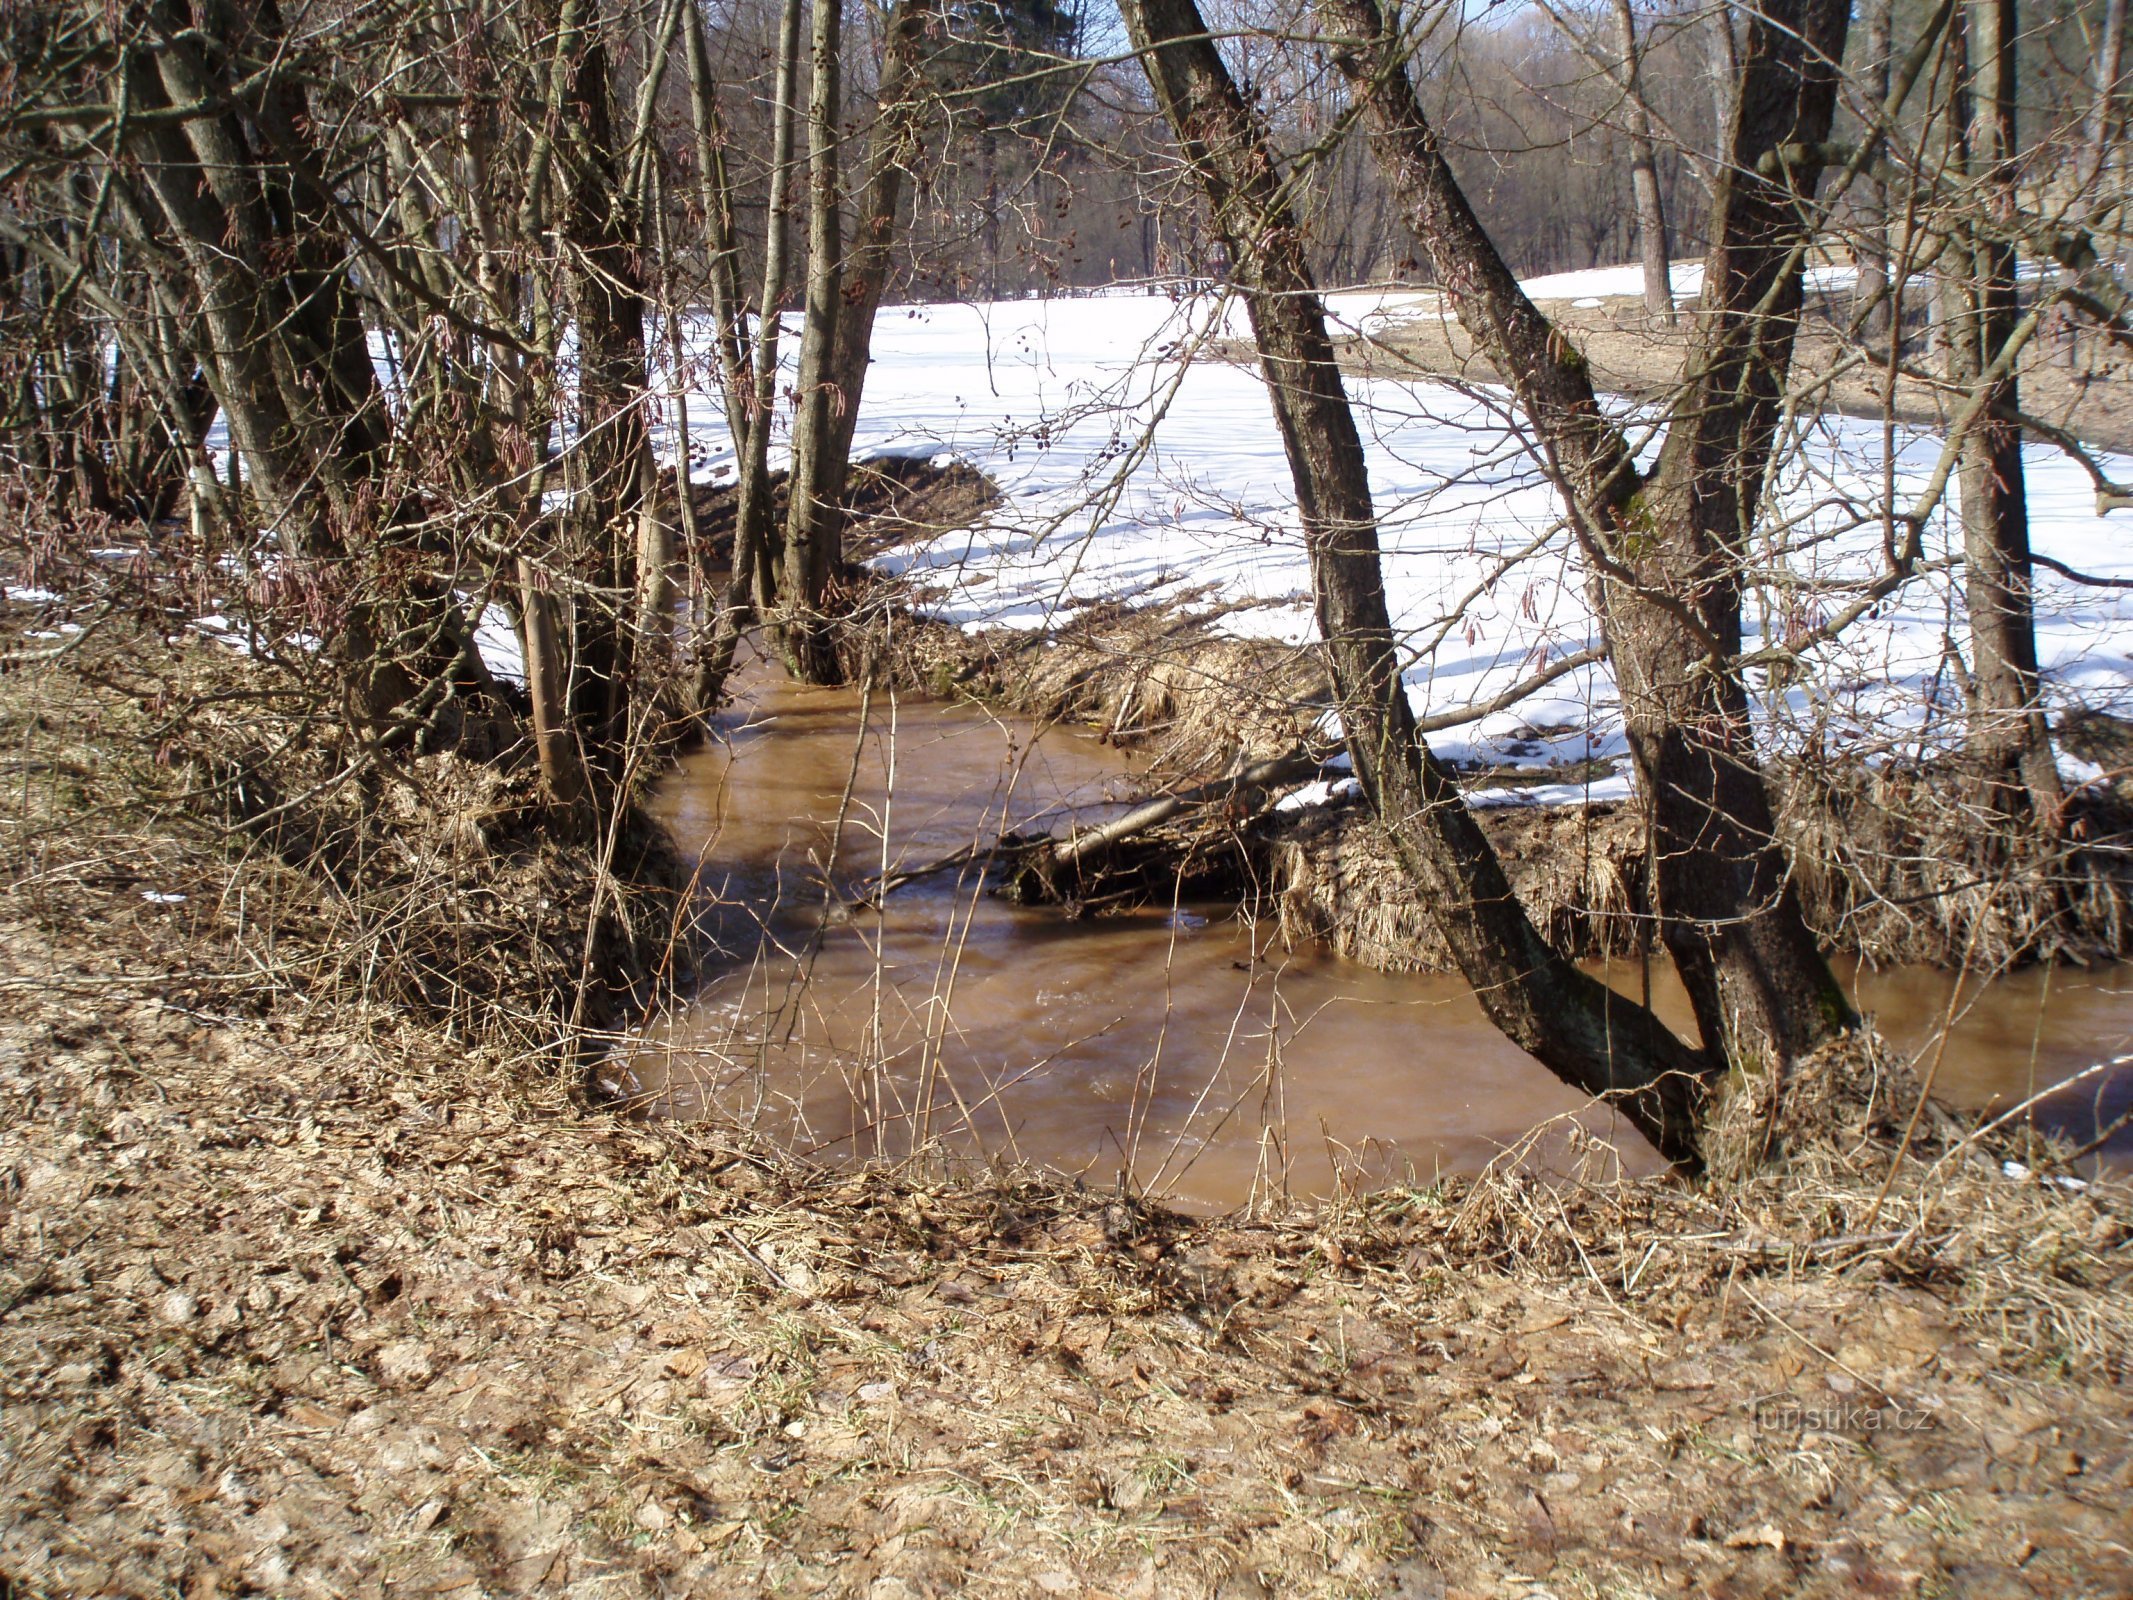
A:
616;664;2133;1211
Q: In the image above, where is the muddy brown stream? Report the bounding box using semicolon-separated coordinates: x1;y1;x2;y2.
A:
621;663;2133;1211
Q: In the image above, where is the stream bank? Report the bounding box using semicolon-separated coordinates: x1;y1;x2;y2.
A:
599;458;2133;1200
836;563;2133;976
3;598;2130;1597
7;533;2133;1598
630;651;2133;1207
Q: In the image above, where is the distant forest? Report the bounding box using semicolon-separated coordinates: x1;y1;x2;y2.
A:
663;0;2124;297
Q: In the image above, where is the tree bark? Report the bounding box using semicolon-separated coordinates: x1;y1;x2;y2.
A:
2084;0;2128;195
1948;0;2063;824
556;0;653;788
124;0;493;743
689;0;808;715
1119;0;1715;1167
733;0;806;619
777;0;849;685
504;2;595;811
821;0;936;475
1609;0;1675;325
682;0;756;449
1852;0;1894;337
520;567;589;813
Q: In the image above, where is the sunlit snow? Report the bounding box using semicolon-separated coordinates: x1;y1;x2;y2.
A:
637;280;2133;790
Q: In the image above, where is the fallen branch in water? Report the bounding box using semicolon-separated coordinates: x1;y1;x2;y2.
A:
852;751;1329;908
1050;752;1322;867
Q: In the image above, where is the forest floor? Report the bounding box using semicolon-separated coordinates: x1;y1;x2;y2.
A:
1341;288;2133;456
6;597;2133;1597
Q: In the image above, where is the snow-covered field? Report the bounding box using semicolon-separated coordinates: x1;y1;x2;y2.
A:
647;275;2133;794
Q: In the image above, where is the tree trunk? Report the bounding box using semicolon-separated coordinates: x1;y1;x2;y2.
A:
493;8;594;811
2077;0;2129;336
647;159;708;666
2084;0;2128;195
1314;0;1854;1087
777;0;849;685
124;0;493;743
1119;0;1715;1167
1610;0;1675;325
687;0;806;715
733;0;806;619
821;0;936;473
682;0;756;448
1949;0;2063;824
636;166;677;657
1707;4;1740;162
1852;0;1893;337
772;0;937;689
981;128;1002;300
1611;0;1859;1075
556;0;653;788
520;565;589;815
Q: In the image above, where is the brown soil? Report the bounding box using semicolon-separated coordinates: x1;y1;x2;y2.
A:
1336;291;2133;458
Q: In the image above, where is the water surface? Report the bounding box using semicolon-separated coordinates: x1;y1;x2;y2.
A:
621;663;2133;1209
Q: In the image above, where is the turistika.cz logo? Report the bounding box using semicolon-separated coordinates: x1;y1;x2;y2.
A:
1750;1394;1939;1434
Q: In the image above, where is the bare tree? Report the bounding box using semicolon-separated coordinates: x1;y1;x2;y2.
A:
1851;0;1895;337
1609;0;1676;323
1944;0;2064;826
112;0;502;745
1314;0;1863;1095
777;0;850;684
732;0;807;621
1116;0;1713;1164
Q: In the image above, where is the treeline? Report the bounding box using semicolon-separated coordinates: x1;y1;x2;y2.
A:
657;0;2126;296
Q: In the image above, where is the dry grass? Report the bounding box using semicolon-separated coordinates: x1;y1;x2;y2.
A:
844;587;1331;787
2;606;686;1054
1775;754;2133;969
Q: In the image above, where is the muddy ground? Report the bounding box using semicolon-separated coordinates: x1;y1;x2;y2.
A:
6;588;2133;1596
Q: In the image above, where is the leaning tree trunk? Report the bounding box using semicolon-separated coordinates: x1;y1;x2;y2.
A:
1118;0;1715;1167
1314;0;1855;1087
1948;0;2063;826
776;0;849;685
820;0;936;476
123;2;495;744
1610;0;1676;325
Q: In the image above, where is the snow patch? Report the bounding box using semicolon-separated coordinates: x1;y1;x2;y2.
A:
473;606;527;686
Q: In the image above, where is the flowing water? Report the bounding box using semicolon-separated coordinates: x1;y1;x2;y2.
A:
619;662;2133;1211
